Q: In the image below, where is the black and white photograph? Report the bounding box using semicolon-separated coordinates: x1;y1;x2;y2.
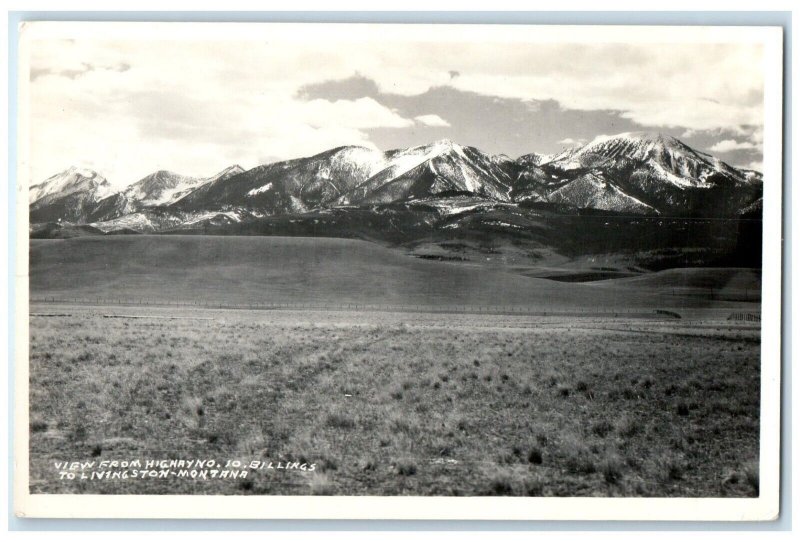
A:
13;21;783;520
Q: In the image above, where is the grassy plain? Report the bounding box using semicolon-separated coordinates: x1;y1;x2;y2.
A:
30;236;759;311
29;305;760;497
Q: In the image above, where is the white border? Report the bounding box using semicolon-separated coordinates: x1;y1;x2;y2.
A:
13;21;784;521
15;20;783;44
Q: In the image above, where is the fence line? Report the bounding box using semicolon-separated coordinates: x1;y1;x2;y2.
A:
727;312;762;322
662;287;760;303
29;296;761;321
28;296;624;317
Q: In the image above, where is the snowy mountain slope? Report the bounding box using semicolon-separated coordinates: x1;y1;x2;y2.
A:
29;167;120;223
29;166;114;205
172;146;389;214
509;162;553;203
341;140;516;205
163;165;246;205
547;132;755;188
123;164;246;207
83;192;138;223
210;164;246;182
88;212;165;233
172;140;516;215
515;132;763;216
545;172;658;214
516;152;551;168
29;164;246;224
89;208;251;233
30;133;763;231
123;170;202;206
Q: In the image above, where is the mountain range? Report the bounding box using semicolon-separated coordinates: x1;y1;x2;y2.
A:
29;132;763;255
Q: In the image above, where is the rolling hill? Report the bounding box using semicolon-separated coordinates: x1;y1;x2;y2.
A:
29;235;755;310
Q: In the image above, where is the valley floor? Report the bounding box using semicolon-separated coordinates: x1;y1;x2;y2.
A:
28;304;760;497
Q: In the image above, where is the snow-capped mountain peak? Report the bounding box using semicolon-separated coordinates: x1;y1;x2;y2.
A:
418;139;474;161
516;153;550;167
546;131;753;189
208;164;246;183
29;135;763;227
586;131;676;146
68;165;99;178
579;131;690;161
217;164;244;175
122;170;204;206
322;146;389;177
29;166;113;205
429;138;459;149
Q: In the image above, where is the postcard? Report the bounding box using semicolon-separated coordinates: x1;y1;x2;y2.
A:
13;21;783;520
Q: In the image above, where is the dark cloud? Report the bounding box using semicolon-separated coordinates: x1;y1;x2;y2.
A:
296;73;380;101
677;127;763;170
31;62;92;81
30;61;130;82
29;67;51;81
298;74;643;157
296;74;762;166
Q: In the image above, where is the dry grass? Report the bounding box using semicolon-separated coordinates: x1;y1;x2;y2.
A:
28;306;760;497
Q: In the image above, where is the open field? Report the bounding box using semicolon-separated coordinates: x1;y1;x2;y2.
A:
30;236;761;310
28;235;762;497
29;304;760;497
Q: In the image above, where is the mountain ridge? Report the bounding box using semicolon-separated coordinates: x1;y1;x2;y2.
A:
29;132;763;233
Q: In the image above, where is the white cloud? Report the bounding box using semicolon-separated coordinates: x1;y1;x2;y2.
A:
26;40;419;188
558;137;585;146
414;114;450;127
709;139;758;153
299;98;413;129
745;161;763;172
25;37;765;189
750;127;764;144
438;43;763;132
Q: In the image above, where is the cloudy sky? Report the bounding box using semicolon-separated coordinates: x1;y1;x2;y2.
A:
27;33;765;188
